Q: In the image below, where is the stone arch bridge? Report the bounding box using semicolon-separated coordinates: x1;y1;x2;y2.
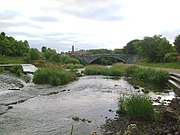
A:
74;54;139;64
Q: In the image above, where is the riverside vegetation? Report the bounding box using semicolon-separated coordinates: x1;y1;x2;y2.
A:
84;63;170;91
0;65;23;77
84;64;172;126
118;95;155;121
33;67;76;86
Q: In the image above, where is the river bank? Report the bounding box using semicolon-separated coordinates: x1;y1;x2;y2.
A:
101;80;180;135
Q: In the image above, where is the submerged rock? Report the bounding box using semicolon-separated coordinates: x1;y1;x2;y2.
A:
0;105;8;115
133;86;139;89
72;116;80;121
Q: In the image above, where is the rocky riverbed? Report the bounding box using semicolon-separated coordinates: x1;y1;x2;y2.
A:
101;92;180;135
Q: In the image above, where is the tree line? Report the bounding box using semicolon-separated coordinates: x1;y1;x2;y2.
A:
0;31;179;64
0;32;29;56
0;32;80;64
123;35;180;62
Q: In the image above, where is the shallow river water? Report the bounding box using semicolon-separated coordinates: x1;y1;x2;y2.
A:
0;75;175;135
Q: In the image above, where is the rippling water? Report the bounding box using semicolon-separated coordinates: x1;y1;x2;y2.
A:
0;75;175;135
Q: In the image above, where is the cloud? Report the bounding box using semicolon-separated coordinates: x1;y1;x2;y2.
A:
1;0;180;52
65;4;122;21
0;21;42;29
40;0;123;21
30;16;59;22
0;10;21;20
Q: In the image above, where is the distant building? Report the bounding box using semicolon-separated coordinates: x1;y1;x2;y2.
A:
72;45;74;52
71;49;87;56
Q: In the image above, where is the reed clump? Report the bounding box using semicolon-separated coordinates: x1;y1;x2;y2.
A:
33;67;76;86
118;94;154;120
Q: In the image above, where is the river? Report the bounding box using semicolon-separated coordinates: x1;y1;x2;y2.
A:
0;74;175;135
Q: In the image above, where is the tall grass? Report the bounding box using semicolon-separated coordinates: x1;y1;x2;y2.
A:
118;94;154;120
63;64;84;69
84;65;109;75
6;65;23;77
108;63;128;76
125;66;169;87
33;67;76;86
84;63;127;76
84;64;169;90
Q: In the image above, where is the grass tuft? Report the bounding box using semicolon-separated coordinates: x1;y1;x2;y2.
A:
118;94;154;121
33;67;76;86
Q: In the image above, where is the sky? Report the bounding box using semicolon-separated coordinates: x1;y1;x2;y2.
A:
0;0;180;52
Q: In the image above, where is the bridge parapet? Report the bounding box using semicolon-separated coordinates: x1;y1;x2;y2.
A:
73;54;138;64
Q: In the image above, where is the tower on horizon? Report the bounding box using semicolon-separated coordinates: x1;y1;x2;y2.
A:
72;45;74;52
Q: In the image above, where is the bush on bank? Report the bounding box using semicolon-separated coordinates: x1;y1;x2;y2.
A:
33;67;76;86
118;94;154;121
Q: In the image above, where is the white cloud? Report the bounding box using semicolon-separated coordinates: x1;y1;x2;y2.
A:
0;0;180;52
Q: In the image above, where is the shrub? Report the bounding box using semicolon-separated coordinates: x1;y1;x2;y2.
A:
33;60;46;67
118;94;154;120
64;58;80;64
84;65;109;75
118;95;127;114
84;63;128;76
63;64;84;69
108;63;127;76
163;52;178;62
33;67;76;86
8;65;23;77
0;67;4;73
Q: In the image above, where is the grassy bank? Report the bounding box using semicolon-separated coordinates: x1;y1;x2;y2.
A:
84;63;128;76
138;62;180;69
0;65;23;77
84;63;170;90
0;56;25;64
33;67;76;86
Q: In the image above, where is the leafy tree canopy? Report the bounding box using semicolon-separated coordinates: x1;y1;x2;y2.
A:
174;34;180;54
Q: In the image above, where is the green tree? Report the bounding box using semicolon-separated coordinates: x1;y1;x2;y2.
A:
87;49;112;54
0;32;30;57
1;32;6;37
49;54;60;62
41;46;47;53
139;35;173;62
112;49;124;54
44;48;57;60
174;34;180;54
124;39;140;54
28;48;41;61
158;38;173;62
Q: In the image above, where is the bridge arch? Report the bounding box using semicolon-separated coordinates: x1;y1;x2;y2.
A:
88;56;126;64
73;54;138;64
